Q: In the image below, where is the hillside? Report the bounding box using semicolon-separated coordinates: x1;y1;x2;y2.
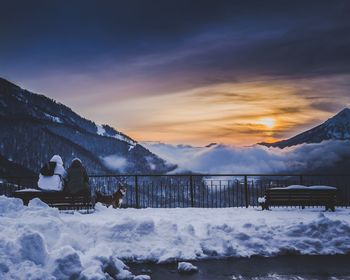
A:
260;108;350;148
0;78;176;175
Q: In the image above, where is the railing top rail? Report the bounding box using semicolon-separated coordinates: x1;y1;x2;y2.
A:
0;173;350;179
87;173;350;177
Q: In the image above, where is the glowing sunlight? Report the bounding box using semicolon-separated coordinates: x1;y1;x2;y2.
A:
257;117;276;129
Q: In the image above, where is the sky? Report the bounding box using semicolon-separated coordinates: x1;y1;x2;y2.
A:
1;0;350;145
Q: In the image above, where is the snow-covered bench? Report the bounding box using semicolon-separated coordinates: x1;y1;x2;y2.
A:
12;189;94;211
261;185;337;211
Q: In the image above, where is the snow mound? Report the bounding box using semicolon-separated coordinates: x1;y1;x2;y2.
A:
28;197;50;208
177;262;199;273
0;195;24;214
50;246;83;279
0;196;146;279
133;275;151;280
19;231;48;265
1;196;350;279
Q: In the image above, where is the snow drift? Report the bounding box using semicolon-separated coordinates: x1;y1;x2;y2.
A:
177;262;199;274
1;196;350;279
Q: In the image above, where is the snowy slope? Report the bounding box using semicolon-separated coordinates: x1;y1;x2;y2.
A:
1;196;350;279
96;124;137;146
260;108;350;148
0;77;175;174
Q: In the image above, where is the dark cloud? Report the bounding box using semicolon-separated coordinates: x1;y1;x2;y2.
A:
273;107;302;115
310;101;344;112
1;0;350;81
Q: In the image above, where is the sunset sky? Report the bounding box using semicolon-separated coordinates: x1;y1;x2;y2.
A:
1;0;350;145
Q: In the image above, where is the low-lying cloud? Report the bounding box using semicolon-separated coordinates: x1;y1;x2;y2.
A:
143;140;350;174
101;154;128;172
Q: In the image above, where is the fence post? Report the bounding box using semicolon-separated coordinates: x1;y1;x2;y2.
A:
135;175;140;209
299;175;303;185
17;178;21;191
190;175;194;207
244;175;248;208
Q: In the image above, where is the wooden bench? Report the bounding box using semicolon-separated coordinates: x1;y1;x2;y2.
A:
12;190;94;211
261;186;337;211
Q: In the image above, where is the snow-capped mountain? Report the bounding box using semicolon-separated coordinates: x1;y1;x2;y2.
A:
0;77;176;175
260;108;350;148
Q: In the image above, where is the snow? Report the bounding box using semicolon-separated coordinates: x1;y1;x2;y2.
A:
285;185;309;190
16;188;41;192
133;275;151;280
177;262;199;273
96;124;137;147
1;195;350;279
96;124;106;136
28;197;50;208
309;185;337;190
112;133;136;145
44;112;63;123
128;145;135;152
273;185;309;190
272;185;337;190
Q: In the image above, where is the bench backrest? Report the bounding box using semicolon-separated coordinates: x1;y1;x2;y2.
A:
266;188;336;204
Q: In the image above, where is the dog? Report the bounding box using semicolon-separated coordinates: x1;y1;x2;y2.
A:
95;185;127;209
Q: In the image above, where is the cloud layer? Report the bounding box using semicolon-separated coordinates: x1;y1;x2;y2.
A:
143;140;350;174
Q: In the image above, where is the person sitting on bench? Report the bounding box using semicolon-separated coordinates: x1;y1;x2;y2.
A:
38;155;67;191
65;158;90;196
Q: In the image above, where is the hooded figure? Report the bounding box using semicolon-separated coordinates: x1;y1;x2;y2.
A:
38;155;67;191
66;158;90;195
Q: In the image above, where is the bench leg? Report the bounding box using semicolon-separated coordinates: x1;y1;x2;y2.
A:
23;198;30;206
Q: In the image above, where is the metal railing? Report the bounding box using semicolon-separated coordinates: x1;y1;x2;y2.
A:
1;174;349;208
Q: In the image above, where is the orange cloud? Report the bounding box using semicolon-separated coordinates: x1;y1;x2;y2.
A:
98;78;338;145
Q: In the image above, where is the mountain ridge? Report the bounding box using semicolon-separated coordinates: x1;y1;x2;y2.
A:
259;108;350;148
0;77;176;175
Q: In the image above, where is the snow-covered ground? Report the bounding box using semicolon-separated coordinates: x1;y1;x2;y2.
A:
1;196;350;279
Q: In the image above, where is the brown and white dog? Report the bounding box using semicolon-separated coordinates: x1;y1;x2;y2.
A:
95;185;127;209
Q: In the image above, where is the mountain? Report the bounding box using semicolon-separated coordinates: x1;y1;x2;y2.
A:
260;108;350;148
0;154;36;177
0;77;176;175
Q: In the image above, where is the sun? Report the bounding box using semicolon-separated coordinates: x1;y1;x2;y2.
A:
257;117;276;128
